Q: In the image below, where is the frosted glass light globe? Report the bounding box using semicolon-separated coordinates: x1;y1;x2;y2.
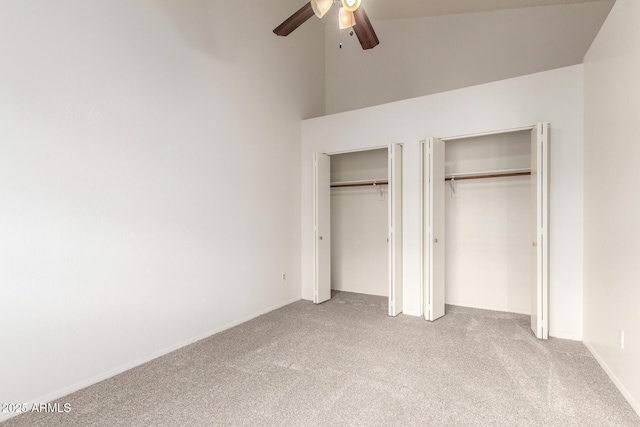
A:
339;8;356;29
311;0;333;18
341;0;361;13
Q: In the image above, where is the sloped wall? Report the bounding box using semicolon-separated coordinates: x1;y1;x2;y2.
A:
325;2;612;114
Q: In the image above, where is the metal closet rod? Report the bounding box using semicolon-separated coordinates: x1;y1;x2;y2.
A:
330;179;389;188
445;168;531;182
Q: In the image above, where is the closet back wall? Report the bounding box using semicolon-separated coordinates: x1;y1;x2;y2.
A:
331;149;388;296
445;132;532;314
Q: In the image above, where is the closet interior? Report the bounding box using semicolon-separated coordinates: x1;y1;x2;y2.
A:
330;148;389;297
444;130;532;314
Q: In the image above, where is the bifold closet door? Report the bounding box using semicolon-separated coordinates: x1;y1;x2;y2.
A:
423;138;446;321
530;123;549;339
388;143;403;316
313;152;331;304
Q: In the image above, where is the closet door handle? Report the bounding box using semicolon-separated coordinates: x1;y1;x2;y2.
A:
532;241;537;247
319;236;323;240
434;238;439;243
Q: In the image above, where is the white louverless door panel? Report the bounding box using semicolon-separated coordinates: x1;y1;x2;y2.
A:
388;144;403;316
423;138;446;321
314;153;331;304
530;123;549;339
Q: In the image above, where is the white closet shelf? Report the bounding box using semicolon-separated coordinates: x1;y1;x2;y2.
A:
330;179;389;188
445;168;531;181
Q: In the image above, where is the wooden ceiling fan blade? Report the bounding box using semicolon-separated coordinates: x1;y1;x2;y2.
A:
274;2;315;37
353;7;379;50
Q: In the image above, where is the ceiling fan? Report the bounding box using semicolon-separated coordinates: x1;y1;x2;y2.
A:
273;0;380;50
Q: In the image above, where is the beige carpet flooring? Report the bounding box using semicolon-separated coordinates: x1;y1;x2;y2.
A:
3;291;639;426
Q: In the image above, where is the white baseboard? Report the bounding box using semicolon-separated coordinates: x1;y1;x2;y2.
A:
583;341;640;417
0;296;301;423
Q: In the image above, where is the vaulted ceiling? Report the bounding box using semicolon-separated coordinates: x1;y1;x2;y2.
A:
353;0;612;21
322;0;616;113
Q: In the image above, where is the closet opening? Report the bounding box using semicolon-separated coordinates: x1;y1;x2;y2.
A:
444;130;533;316
330;148;389;298
313;144;403;316
422;123;549;338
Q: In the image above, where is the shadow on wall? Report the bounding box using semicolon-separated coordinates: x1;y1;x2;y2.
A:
148;0;242;61
148;0;301;62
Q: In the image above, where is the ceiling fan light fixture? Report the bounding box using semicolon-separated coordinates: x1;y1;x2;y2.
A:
339;7;356;29
310;0;333;18
341;0;361;13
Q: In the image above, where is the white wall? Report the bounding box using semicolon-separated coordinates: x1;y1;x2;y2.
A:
330;149;388;296
330;148;388;182
583;0;640;415
325;1;613;114
445;132;532;314
331;187;388;296
0;0;324;419
303;65;584;339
